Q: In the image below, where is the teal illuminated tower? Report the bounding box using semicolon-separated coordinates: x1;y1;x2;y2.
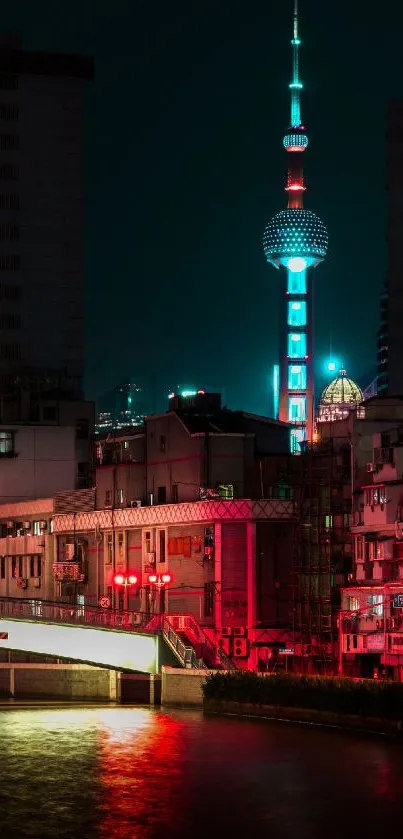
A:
263;0;328;451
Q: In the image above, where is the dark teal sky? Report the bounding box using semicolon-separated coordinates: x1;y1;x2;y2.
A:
2;0;400;412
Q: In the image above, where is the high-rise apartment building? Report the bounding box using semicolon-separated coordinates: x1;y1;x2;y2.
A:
0;36;92;401
378;101;403;395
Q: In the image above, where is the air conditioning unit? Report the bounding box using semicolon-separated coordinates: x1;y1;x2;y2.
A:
217;637;231;655
33;577;41;588
131;613;143;626
233;637;248;658
221;626;233;637
366;462;376;473
114;614;127;627
233;627;246;637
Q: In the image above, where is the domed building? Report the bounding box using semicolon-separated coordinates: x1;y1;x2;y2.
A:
318;369;363;423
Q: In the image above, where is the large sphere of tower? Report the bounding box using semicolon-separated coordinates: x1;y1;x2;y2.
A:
263;208;328;269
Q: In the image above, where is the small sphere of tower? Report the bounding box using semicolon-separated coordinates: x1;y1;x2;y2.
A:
283;128;308;152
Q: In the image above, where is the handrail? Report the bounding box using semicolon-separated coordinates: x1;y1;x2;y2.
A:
0;596;150;632
161;617;206;669
164;613;238;670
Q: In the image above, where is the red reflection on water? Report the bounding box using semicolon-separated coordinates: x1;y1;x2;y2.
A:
98;710;186;838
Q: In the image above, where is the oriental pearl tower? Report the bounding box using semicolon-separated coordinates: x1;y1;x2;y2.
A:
263;0;328;452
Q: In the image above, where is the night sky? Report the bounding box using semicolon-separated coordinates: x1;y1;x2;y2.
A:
4;0;403;413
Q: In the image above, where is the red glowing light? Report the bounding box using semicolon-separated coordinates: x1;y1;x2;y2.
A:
114;574;125;586
197;389;205;395
286;183;305;191
128;574;138;585
148;574;157;584
161;573;172;584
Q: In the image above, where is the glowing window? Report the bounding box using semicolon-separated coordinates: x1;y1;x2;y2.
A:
288;364;306;390
287;270;306;294
288;332;307;358
288;396;306;422
290;428;306;454
288;301;307;326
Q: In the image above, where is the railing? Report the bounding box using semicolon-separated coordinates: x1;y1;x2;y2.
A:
161;617;206;669
0;597;150;632
165;613;238;670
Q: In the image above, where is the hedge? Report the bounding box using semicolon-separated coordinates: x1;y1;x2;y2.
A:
202;671;403;720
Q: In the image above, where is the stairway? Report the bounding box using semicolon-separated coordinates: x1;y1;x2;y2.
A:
144;613;238;670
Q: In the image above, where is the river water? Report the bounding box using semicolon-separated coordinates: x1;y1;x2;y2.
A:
0;705;402;838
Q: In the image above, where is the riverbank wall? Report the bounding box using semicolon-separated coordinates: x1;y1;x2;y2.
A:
203;699;403;736
161;666;209;706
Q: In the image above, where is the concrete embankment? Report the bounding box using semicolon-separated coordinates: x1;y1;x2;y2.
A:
203;699;403;737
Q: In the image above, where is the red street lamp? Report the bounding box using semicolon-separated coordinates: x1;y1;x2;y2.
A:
147;573;172;614
113;572;138;610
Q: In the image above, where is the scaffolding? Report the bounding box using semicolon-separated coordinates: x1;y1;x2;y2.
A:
289;436;351;673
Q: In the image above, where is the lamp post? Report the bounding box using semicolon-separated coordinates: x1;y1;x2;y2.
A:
147;573;172;615
113;572;138;611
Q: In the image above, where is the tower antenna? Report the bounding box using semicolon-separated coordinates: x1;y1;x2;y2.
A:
290;0;302;127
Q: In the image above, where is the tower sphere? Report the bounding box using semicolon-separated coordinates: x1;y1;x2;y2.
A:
263;208;328;268
283;131;308;151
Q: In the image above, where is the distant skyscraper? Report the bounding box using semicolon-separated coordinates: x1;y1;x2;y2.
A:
262;1;328;450
96;381;150;432
377;101;403;396
0;36;92;400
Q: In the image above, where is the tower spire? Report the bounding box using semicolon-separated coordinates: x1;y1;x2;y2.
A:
290;0;302;128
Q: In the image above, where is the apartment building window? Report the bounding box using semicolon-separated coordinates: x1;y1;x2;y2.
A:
160;435;166;452
0;223;19;241
104;490;112;507
0;136;19;151
145;531;152;553
0;75;18;90
0;103;19;121
172;484;178;503
159;529;166;563
365;486;387;507
347;596;359;612
76;418;89;439
0;253;19;270
368;594;383;617
0;284;20;300
117;489;124;506
0;164;18;181
11;556;23;577
29;556;42;577
106;533;113;564
0;430;13;456
204;582;214;618
33;521;41;536
157;486;167;504
0;343;20;360
0;313;20;329
117;532;124;557
0;557;5;579
355;537;364;561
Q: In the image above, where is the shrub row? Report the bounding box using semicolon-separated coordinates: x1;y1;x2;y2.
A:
203;671;403;720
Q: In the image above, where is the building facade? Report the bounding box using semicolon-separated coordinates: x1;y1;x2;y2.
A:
0;38;92;401
377;101;403;396
341;427;403;679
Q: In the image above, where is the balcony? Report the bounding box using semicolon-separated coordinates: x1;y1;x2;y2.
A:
0;535;45;556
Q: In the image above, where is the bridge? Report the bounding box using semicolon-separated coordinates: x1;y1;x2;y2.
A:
0;598;235;673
